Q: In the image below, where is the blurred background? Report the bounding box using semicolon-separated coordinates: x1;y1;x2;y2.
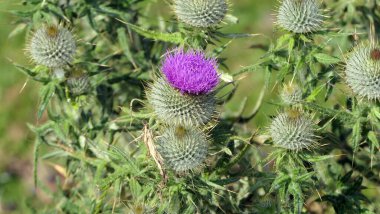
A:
0;0;276;212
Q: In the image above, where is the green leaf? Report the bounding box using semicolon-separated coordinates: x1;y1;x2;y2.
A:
300;154;335;162
215;32;261;39
129;178;142;199
352;120;362;153
14;64;37;77
224;14;239;24
372;107;380;120
368;131;379;167
275;33;292;50
211;177;240;186
46;3;70;23
202;179;227;191
219;71;234;83
8;23;27;38
313;53;341;65
13;63;50;82
306;84;325;102
117;27;137;68
368;131;379;148
288;37;295;54
38;82;56;119
125;22;184;44
299;34;312;43
222;147;233;156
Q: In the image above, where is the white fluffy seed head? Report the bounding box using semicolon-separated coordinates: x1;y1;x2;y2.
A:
280;82;303;105
146;77;216;127
156;126;208;172
28;25;76;68
277;0;323;33
173;0;228;28
269;110;317;151
345;43;380;100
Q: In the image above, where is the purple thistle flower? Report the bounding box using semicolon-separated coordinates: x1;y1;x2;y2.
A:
162;49;219;95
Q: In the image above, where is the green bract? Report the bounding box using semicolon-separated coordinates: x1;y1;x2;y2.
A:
269;110;317;151
67;74;90;96
156;126;208;172
345;43;380;100
147;77;216;127
280;82;303;105
28;25;76;68
173;0;228;27
277;0;323;33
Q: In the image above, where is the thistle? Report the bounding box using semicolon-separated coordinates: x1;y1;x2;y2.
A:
162;49;219;95
67;72;90;96
277;0;323;33
147;77;216;127
345;43;380;100
28;25;76;68
156;126;208;172
147;49;219;127
173;0;228;28
269;110;317;151
280;82;303;105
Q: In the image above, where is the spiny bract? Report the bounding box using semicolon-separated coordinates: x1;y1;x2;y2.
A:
280;82;303;105
147;77;216;127
156;126;208;172
29;25;76;68
345;43;380;100
277;0;323;33
173;0;228;28
269;110;317;151
67;74;90;96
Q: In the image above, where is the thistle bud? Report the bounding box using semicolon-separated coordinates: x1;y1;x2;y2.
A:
345;43;380;100
28;25;76;68
277;0;323;33
156;126;208;172
173;0;228;28
269;110;317;151
67;72;90;96
280;82;303;105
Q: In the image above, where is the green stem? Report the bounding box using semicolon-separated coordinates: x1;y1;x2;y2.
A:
217;143;250;174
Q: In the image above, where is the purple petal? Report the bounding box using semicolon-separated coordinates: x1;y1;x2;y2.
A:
162;49;219;95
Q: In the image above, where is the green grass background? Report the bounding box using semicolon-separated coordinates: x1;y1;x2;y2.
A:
0;0;276;212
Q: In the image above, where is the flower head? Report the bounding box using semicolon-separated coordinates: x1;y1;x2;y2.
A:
269;110;317;151
280;82;303;105
28;25;76;68
173;0;228;28
277;0;323;33
345;43;380;100
162;49;219;95
67;73;90;96
156;126;208;172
